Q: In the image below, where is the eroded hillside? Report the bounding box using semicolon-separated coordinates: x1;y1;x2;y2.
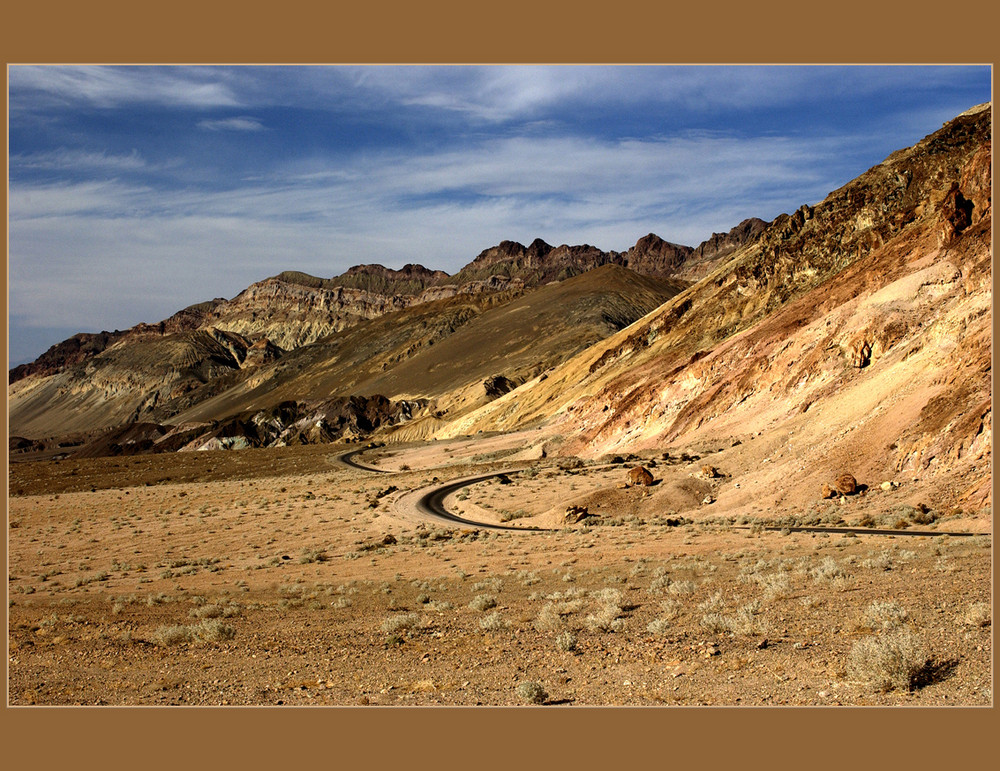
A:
440;104;992;511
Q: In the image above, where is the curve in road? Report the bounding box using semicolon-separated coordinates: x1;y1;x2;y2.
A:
414;470;552;532
336;449;391;474
341;448;986;538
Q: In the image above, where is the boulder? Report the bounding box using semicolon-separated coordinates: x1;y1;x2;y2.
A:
821;484;836;499
564;505;591;523
836;473;858;495
700;464;720;478
626;466;654;486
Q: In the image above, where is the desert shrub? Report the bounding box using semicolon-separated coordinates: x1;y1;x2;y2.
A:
667;580;697;595
479;611;507;631
847;630;926;692
544;587;585;601
811;556;849;583
194;619;236;642
516;681;548;705
700;612;729;634
759;572;792;601
647;572;671;595
152;619;235;646
727;601;768;636
534;603;563;632
469;594;498;612
190;604;224;619
860;550;893;571
962;602;991;627
555;631;578;652
862;600;909;631
152;625;192;646
517;570;540;586
428;600;453;612
646;618;672;636
472;578;503;593
585;588;625;632
380;613;420;634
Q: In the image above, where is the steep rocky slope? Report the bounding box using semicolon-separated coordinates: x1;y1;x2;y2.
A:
161;266;678;447
441;104;992;510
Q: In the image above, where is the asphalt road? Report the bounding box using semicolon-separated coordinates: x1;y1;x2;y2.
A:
733;525;986;537
413;471;550;532
340;450;986;538
336;449;390;473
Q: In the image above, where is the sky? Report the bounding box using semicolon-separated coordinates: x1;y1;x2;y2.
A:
7;65;992;367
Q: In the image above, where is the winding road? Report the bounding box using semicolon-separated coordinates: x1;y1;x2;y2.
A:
336;448;391;473
338;449;547;531
413;470;550;532
338;449;987;538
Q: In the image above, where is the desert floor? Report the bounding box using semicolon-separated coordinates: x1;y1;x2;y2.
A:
8;431;992;706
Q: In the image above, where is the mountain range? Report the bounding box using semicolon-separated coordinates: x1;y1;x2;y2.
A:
8;102;992;514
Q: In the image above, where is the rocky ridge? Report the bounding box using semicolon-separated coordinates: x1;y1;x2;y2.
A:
9;221;762;386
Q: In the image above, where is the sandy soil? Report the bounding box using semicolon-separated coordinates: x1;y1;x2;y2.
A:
8;427;991;707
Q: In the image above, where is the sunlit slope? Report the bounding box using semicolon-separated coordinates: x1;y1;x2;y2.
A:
442;105;991;505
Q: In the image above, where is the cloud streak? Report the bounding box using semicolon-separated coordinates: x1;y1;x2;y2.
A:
7;65;991;366
9;65;242;110
197;116;266;132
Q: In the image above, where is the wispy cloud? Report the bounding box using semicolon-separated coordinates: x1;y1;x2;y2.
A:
11;148;147;172
9;65;242;109
197;116;265;132
7;65;991;366
9;128;850;340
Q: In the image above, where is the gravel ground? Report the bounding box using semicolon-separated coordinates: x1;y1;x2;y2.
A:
9;442;991;706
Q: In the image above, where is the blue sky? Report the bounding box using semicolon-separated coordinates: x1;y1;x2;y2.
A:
7;65;991;367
